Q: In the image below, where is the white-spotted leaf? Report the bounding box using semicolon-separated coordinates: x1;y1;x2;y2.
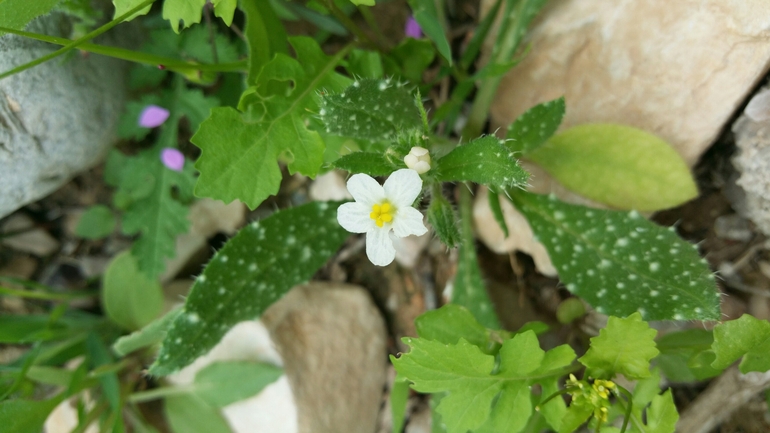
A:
435;136;529;189
149;202;348;376
505;97;565;155
509;191;720;321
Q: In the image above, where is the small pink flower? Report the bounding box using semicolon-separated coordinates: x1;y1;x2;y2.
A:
139;105;170;128
405;16;422;39
160;148;185;171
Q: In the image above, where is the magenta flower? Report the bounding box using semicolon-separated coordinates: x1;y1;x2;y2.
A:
139;105;170;128
405;16;422;39
160;148;185;171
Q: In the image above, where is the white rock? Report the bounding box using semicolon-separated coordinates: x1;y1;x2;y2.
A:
309;171;353;202
485;0;770;168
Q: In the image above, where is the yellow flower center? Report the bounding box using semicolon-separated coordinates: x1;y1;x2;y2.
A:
370;202;394;227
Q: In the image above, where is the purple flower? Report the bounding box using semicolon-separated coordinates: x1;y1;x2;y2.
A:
405;16;422;39
139;105;170;128
160;148;185;171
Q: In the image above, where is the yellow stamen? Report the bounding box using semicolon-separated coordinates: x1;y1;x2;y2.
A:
370;201;395;227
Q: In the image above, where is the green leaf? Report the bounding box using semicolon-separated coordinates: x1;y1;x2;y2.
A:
0;0;60;34
320;78;422;142
644;389;679;433
349;0;374;5
434;136;529;189
0;313;98;343
193;37;349;210
86;333;121;411
407;0;451;64
75;205;116;240
112;307;182;357
193;361;283;407
712;314;770;374
176;87;219;133
427;194;461;249
392;332;576;433
579;313;659;380
414;304;489;350
212;0;236;25
391;375;410;433
241;0;288;85
180;26;240;65
526;124;698;211
539;377;567;432
345;49;383;79
163;0;206;33
487;189;509;237
149;201;349;376
386;38;436;84
118;147;196;279
102;251;164;330
656;329;720;382
0;396;64;433
165;394;232;433
333;152;398;176
508;191;721;321
506;97;565;155
112;0;152;21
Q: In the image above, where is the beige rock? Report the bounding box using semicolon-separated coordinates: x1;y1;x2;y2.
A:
309;171;353;202
1;214;59;256
485;0;770;168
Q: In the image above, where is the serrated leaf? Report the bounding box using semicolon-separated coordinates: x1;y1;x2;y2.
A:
579;313;659;380
392;332;576;433
112;307;182;357
193;361;282;407
176;87;219;133
656;329;720;382
645;390;678;433
149;201;348;376
119;147;196;279
527;124;698;211
320;78;422;142
102;251;164;330
506;97;565;155
112;0;151;21
0;0;60;34
415;304;489;350
242;0;287;82
712;314;770;374
427;194;461;249
164;394;232;433
333;152;397;176
75;205;116;240
162;0;206;33
508;191;721;321
212;0;236;25
193;37;349;210
407;0;451;64
435;136;529;189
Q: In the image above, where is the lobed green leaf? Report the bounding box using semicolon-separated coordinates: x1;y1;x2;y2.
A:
149;201;348;376
0;0;60;34
505;97;565;155
579;313;659;380
320;78;422;142
712;314;770;374
434;136;529;189
414;304;489;350
526;124;698;211
509;191;721;321
162;0;206;33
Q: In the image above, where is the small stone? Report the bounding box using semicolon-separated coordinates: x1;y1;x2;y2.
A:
1;214;59;256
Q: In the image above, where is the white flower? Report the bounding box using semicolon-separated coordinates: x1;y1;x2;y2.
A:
337;169;428;266
404;146;431;174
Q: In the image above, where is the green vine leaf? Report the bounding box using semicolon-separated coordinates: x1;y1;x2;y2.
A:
505;97;565;155
712;314;770;374
149;201;349;376
117;146;196;279
162;0;206;33
392;332;576;433
320;78;422;142
526;124;698;211
333;152;398;176
579;313;659;380
192;37;349;210
508;191;721;321
435;136;529;189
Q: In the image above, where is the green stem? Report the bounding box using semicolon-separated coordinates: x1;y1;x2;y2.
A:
0;26;246;74
615;386;635;433
0;278;98;301
0;0;156;81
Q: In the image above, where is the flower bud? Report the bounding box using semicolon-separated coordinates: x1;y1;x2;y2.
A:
404;146;431;174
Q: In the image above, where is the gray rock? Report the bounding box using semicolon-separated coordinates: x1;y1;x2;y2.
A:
0;14;128;219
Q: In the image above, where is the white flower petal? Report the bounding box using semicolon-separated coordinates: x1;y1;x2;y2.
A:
346;173;385;207
383;169;423;208
366;227;396;266
337;202;376;233
392;206;428;238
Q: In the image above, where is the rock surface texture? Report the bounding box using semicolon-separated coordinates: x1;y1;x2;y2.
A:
0;15;127;219
486;0;770;167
